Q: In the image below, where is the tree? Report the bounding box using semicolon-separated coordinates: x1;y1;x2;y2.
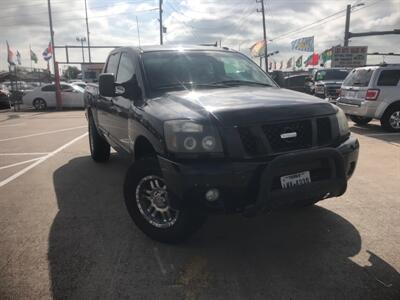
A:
62;66;80;80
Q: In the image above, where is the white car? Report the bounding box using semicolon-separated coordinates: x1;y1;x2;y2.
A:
22;83;85;110
71;81;87;89
337;64;400;131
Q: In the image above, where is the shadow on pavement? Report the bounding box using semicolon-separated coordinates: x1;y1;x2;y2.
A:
50;155;400;299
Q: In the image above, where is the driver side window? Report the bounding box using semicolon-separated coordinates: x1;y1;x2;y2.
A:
116;52;135;83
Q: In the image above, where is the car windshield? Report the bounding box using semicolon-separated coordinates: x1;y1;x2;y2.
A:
142;50;276;93
343;68;374;87
315;69;349;81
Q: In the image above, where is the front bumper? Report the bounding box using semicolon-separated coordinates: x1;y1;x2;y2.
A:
158;137;359;215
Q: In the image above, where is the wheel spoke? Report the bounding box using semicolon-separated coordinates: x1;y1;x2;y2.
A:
154;180;160;188
150;181;155;189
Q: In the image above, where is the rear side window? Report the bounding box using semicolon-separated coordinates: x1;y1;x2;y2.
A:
41;85;55;92
343;68;373;87
116;52;135;83
288;76;306;86
377;70;400;86
105;52;120;75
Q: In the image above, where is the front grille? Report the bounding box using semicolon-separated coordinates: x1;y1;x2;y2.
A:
317;117;332;145
238;117;334;157
262;120;312;153
326;86;340;97
237;127;261;156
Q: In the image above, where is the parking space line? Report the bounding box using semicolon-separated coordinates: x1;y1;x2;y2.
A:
0;132;88;188
0;152;50;156
0;123;25;128
363;133;400;137
0;157;42;170
0;126;86;142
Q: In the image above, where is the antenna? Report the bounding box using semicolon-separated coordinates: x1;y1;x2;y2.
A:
136;16;141;48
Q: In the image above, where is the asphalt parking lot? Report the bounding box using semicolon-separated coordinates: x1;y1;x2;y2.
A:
0;109;399;299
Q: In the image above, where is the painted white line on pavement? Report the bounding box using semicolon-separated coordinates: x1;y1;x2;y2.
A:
0;123;25;128
363;132;400;137
0;152;50;156
153;247;167;275
0;132;88;188
0;126;86;142
0;157;42;170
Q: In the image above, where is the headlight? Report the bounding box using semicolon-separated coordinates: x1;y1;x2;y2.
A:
315;85;325;94
164;120;223;153
336;108;349;136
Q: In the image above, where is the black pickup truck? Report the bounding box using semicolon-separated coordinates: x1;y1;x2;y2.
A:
85;45;359;243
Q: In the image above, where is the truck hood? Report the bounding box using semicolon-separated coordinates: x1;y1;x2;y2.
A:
147;86;337;127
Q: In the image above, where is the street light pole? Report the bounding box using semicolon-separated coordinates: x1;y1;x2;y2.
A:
47;0;62;110
159;0;163;45
76;37;86;63
84;0;91;62
344;3;364;46
257;0;268;72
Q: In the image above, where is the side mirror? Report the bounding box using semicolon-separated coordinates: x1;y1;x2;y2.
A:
99;73;115;97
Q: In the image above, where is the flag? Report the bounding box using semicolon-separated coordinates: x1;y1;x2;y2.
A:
42;42;53;61
269;61;272;70
296;55;302;68
273;61;277;70
320;48;332;63
249;40;266;58
305;53;319;66
291;36;314;52
279;60;283;70
6;41;16;65
16;51;21;65
30;49;38;63
286;57;293;69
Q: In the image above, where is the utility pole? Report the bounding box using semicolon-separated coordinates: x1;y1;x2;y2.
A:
47;0;62;110
344;4;351;46
76;37;86;62
159;0;163;45
136;16;141;47
257;0;268;72
84;0;91;62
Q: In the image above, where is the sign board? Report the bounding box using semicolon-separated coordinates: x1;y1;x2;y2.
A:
81;63;104;82
331;46;368;68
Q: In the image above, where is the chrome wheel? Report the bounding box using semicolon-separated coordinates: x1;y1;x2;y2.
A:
135;175;179;228
389;111;400;129
34;99;46;110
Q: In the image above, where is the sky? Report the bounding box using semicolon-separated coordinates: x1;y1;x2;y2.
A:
0;0;399;72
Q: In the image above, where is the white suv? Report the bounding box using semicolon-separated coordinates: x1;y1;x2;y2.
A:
337;64;400;132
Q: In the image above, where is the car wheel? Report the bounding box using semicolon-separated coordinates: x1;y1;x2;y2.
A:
381;106;400;132
349;115;372;125
124;157;206;244
33;98;47;111
88;116;110;162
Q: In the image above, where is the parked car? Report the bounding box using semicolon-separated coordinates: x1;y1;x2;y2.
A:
337;64;400;131
282;74;309;93
0;84;10;109
72;81;87;89
22;83;85;110
312;68;351;101
85;45;359;243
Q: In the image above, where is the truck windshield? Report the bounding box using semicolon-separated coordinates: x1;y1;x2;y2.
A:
343;68;374;87
142;50;275;92
315;69;349;81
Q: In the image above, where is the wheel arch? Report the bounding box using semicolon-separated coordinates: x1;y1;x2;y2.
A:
377;100;400;119
134;135;157;161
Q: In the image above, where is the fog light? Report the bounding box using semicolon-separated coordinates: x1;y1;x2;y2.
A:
205;188;219;202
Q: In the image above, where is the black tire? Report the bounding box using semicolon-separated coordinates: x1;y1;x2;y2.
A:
380;106;400;132
33;98;47;111
349;115;372;125
124;157;206;243
88;116;110;162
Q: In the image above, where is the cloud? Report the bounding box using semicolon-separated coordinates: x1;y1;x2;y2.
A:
1;0;399;71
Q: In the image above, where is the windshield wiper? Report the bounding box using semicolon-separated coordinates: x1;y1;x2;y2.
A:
209;80;272;87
